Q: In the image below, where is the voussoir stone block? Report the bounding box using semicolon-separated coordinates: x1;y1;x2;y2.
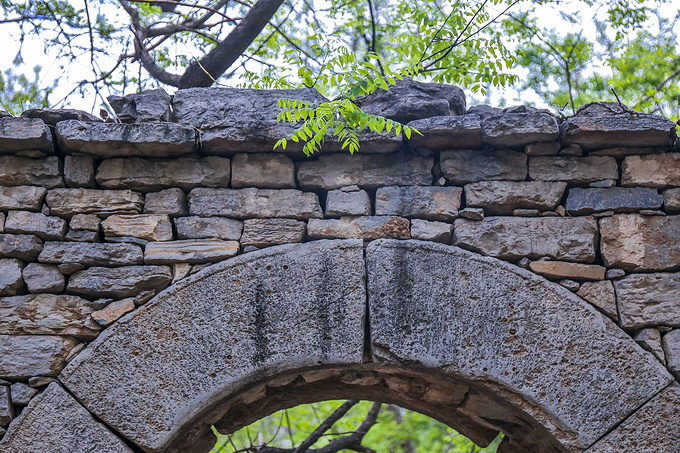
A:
0;186;46;211
0;294;98;338
0;383;133;453
38;242;144;267
0;234;43;261
367;239;672;451
621;153;680;188
529;156;619;184
240;218;306;248
0;259;24;296
565;187;663;215
561;114;676;150
298;154;433;190
0;156;63;188
600;214;680;271
46;189;144;217
308;216;410;240
4;211;67;240
0;117;53;154
67;265;172;299
188;188;322;220
102;214;173;242
0;335;78;379
375;186;462;221
56;120;196;157
614;272;680;329
96;157;231;191
481;109;559;147
454;216;598;262
440;149;527;184
60;240;366;452
464;181;566;215
144;239;239;264
175;216;242;241
230;153;295;189
406;114;484;150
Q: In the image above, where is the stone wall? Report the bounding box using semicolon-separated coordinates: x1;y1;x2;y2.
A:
0;84;679;450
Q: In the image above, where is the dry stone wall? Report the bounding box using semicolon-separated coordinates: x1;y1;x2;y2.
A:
0;84;679;451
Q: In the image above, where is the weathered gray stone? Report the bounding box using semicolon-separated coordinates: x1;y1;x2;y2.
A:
0;213;4;233
145;239;239;264
70;214;100;232
529;156;619;184
0;117;53;154
662;330;680;379
67;265;172;299
64;155;96;188
576;280;618;320
467;104;501;118
175;216;242;241
0;234;42;261
621;153;680;188
96;157;231;191
566;187;663;215
9;382;37;406
588;179;617;188
5;211;67;240
38;242;143;267
663;188;680;214
600;214;680;271
308;216;410;240
0;386;12;427
367;240;672;451
589;146;666;158
22;263;65;294
561;114;676;150
0;335;78;378
460;207;484;220
56;120;196;157
0;186;46;211
102;214;173;242
0;294;98;338
464;181;566;215
559;279;581;292
558;143;583;156
60;240;366;452
91;299;136;327
241;218;306;248
585;384;680;453
375;186;462;221
0;259;23;296
144;188;188;217
0;156;62;188
512;208;541;216
409;219;452;243
108;89;172;123
0;383;133;452
105;236;147;246
481;109;559;147
454;217;598;262
605;268;626;279
614;272;680;329
27;377;56;388
231;153;295;189
325;188;371;217
524;142;560;156
633;328;666;364
65;230;98;242
298;154;433;190
529;260;605;281
440;149;527;184
21;108;101;126
407;115;484;150
188;188;322;220
46;189;143;217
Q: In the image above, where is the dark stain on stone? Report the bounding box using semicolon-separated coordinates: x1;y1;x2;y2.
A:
252;281;270;366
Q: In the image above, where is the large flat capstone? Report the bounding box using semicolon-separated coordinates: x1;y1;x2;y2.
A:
0;117;53;154
561;114;676;150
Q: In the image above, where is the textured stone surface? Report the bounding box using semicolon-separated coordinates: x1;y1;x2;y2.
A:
102;214;173;241
0;259;23;296
60;240;366;452
0;186;46;211
70;214;100;232
0;386;12;427
663;188;680;214
64;155;96;188
0;335;78;378
566;187;663;215
561;114;676;150
67;265;172;299
308;216;410;240
108;88;172;123
188;188;322;220
614;272;680;329
56;120;196;157
46;189;143;217
633;328;666;364
96;157;230;191
91;299;136;327
529;260;605;281
240;218;306;248
144;239;240;264
9;382;37;406
589;146;666;158
38;242;143;267
144;188;188;217
440;149;527;184
298;154;433;190
0;234;43;261
464;181;566;215
368;240;671;451
576;280;617;320
0;117;53;154
0;383;133;453
0;294;98;338
529;156;619;184
231;153;295;189
621;153;680;188
524;141;560;156
0;156;62;188
325;187;372;217
600;214;680;271
22;263;65;293
175;216;242;241
375;186;462;221
662;330;680;378
5;211;67;240
21;108;101;126
481;110;559;147
410;219;452;243
585;384;680;453
407;115;484;150
454;217;598;262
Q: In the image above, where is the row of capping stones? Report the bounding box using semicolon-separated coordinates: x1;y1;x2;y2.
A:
0;82;679;436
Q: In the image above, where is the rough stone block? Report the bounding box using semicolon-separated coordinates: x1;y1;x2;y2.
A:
108;89;172;123
143;188;188;217
454;216;598;262
4;211;67;240
375;186;462;221
0;117;53;154
308;216;410;240
231;153;295;188
91;299;136;327
529;156;619;184
576;280;617;320
633;328;666;364
0;234;43;261
144;239;239;264
38;241;143;267
529;260;606;281
566;187;663;215
589;146;666;158
614;272;680;329
0;335;78;379
440;149;527;184
621;153;680;188
662;188;680;214
70;214;100;232
464;181;566;215
525;141;560;156
406;114;484;150
561;114;676;150
9;382;37;407
64;155;96;188
662;330;680;379
102;214;173;242
22;263;65;294
0;213;3;233
0;259;23;296
46;189;144;217
240;218;306;247
0;186;46;212
188;188;322;220
175;216;242;241
65;230;98;242
325;187;371;217
96;157;231;191
410;219;452;243
0;386;12;428
67;265;172;299
0;156;62;188
21;108;101;126
481;110;559;147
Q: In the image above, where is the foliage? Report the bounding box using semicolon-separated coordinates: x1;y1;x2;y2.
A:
0;66;54;115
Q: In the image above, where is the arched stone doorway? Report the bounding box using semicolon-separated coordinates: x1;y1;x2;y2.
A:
2;240;677;452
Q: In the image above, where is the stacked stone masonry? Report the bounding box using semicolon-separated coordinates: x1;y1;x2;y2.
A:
0;85;679;452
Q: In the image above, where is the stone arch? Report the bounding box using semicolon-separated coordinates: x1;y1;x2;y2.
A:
1;239;677;453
